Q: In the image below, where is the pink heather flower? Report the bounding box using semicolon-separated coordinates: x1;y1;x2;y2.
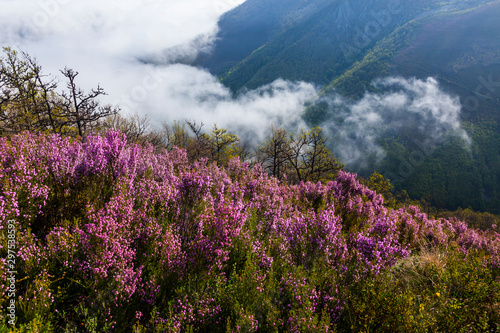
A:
135;311;143;320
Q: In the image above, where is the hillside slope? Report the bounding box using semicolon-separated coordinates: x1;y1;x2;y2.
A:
197;0;500;214
196;0;333;74
200;0;497;94
1;130;499;331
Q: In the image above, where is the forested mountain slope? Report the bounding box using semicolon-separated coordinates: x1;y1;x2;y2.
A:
200;0;496;93
198;0;500;214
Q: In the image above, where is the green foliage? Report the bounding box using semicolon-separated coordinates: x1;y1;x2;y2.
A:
362;171;396;208
207;124;241;166
209;0;500;216
378;121;500;214
438;208;500;231
341;248;500;332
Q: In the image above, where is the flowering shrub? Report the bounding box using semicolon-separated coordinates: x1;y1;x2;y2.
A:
1;131;499;331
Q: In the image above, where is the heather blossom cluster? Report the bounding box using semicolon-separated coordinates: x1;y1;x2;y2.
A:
1;131;499;331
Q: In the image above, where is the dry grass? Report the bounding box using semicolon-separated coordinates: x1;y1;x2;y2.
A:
391;245;448;289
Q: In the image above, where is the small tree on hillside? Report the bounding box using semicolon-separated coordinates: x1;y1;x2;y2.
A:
164;120;191;150
101;113;166;148
207;124;240;166
185;120;211;161
0;48;61;134
256;127;291;180
301;127;343;183
257;126;343;183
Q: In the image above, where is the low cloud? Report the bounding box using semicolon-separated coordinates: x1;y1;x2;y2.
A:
112;63;317;142
318;77;470;170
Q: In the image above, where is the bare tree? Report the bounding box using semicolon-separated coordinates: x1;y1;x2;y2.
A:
24;52;61;133
256;127;291;180
60;68;118;137
256;126;343;183
0;48;59;133
0;48;117;137
286;130;310;183
185;120;211;161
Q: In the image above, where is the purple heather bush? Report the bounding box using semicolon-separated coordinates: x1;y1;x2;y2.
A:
1;131;499;332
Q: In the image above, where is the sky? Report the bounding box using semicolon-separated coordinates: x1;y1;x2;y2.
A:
0;0;470;167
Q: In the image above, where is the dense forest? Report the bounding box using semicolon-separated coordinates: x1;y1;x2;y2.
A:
1;48;500;332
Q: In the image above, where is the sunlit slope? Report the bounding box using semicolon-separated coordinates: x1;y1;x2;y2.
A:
326;1;500;116
392;1;500;120
202;0;496;95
